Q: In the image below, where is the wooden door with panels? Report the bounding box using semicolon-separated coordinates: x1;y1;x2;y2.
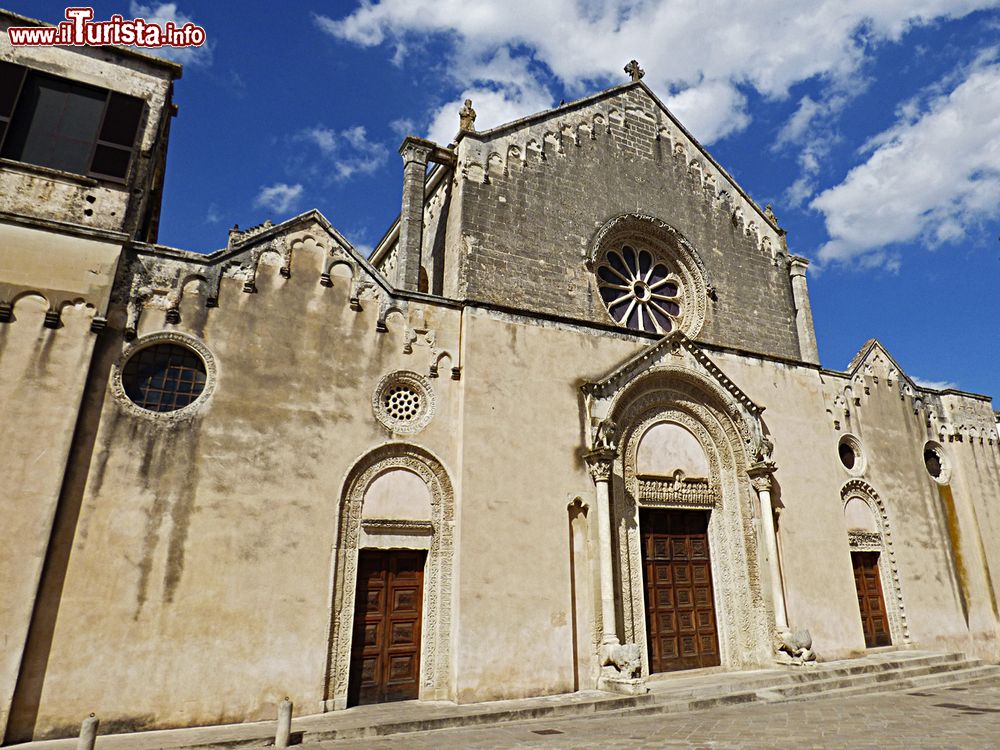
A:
348;549;426;706
640;508;720;672
851;551;891;648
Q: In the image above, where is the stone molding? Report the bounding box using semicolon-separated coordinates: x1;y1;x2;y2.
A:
841;479;910;644
361;518;435;534
325;442;455;709
110;330;217;422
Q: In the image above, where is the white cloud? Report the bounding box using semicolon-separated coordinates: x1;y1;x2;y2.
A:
205;202;222;224
316;0;999;144
298;125;390;180
811;55;1000;267
390;118;416;138
912;376;958;391
253;183;303;214
129;2;213;67
427;85;554;145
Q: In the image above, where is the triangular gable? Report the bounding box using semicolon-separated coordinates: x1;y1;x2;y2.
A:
846;338;917;392
582;330;763;417
460;80;779;236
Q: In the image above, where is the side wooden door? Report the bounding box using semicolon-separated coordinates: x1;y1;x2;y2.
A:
348;549;426;706
852;551;891;648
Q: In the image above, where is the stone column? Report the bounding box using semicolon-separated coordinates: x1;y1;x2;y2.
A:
749;462;787;629
584;446;648;695
789;256;819;366
397;138;433;291
584;447;619;648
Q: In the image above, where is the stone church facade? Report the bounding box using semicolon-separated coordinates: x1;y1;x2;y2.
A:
2;10;1000;741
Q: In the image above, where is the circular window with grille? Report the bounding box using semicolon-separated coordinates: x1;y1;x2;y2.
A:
112;332;217;420
373;371;435;434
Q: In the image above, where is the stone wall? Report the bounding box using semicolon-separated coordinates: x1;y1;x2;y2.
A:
451;84;802;361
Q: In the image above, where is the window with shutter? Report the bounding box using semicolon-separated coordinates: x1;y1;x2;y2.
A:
0;66;144;183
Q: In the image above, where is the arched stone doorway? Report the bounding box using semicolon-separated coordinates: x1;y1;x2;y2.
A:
609;369;773;675
324;443;455;710
842;479;909;647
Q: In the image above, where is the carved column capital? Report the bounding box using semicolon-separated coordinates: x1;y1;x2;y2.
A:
584;448;617;483
747;460;777;493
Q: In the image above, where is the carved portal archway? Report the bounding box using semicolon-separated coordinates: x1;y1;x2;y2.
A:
607;367;773;675
324;443;455;709
841;479;910;645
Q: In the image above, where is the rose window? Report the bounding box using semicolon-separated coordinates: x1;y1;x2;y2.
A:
597;244;681;334
383;385;421;422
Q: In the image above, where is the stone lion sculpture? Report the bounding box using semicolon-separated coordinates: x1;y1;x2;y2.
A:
776;627;817;665
602;642;642;679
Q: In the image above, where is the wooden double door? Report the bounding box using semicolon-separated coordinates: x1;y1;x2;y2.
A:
348;550;426;706
640;509;721;672
851;551;892;648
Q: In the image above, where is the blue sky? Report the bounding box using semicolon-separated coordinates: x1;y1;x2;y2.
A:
15;1;1000;396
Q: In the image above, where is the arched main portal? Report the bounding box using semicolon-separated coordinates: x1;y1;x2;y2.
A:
608;368;773;675
324;443;455;710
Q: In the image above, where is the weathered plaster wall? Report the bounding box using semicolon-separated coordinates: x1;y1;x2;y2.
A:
0;224;120;741
8;235;464;739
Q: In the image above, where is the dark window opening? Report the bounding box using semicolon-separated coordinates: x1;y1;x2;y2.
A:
839;441;857;470
924;448;943;479
122;344;207;413
0;64;143;182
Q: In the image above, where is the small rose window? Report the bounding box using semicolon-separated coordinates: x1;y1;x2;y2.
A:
597;244;681;334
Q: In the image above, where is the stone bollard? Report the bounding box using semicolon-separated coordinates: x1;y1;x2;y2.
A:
275;698;292;749
78;714;99;750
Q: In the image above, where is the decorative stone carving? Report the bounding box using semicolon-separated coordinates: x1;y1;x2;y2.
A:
372;370;436;435
326;443;455;709
601;641;642;678
459;99;477;132
775;627;817;666
593;418;618;451
637;472;718;507
584;448;616;483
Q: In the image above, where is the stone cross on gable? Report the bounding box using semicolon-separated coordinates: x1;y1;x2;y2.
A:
624;60;644;82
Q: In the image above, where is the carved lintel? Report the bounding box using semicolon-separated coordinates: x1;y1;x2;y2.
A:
361;518;434;534
0;301;12;322
748;460;777;493
584;447;616;483
90;316;107;334
43;309;61;329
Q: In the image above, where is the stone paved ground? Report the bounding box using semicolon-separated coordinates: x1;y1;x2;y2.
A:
321;678;1000;749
